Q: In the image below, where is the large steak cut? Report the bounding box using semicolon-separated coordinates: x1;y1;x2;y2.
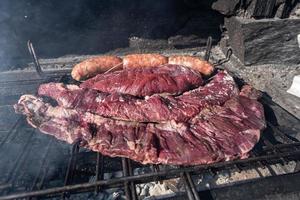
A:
80;64;203;97
38;71;238;122
14;68;266;165
14;86;265;165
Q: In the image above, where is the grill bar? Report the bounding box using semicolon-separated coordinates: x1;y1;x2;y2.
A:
267;122;298;143
0;130;34;187
94;153;104;194
182;173;195;200
0;143;299;200
29;139;53;192
122;158;132;200
27;40;45;78
61;141;80;199
204;36;212;61
127;159;137;200
1;40;299;199
161;172;300;200
0;117;22;148
185;172;201;200
151;164;160;184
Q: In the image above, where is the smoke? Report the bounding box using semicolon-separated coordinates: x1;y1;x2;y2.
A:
0;0;223;71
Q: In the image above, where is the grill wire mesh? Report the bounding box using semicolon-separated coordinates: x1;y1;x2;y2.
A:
0;41;299;200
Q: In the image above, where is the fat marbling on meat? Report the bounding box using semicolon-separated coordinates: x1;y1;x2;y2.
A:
38;71;238;123
14;85;265;165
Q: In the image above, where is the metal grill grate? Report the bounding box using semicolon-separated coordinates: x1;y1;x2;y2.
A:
0;40;299;200
0;114;299;200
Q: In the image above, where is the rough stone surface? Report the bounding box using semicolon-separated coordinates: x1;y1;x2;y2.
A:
290;2;300;18
225;17;300;65
212;0;298;18
246;0;277;18
211;0;240;16
215;45;300;119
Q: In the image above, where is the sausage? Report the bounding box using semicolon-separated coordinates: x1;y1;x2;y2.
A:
123;54;168;69
71;56;123;81
168;56;214;76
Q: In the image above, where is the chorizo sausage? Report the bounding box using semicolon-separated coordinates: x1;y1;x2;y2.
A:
123;54;168;69
71;56;123;81
168;55;214;76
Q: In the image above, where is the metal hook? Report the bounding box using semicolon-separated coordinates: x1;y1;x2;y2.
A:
204;36;212;61
225;48;233;60
213;48;233;68
27;40;45;78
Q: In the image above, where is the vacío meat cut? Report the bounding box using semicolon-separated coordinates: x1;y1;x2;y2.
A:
15;84;265;165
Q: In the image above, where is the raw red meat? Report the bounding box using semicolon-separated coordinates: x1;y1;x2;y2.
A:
14;85;265;165
38;71;238;122
80;64;203;97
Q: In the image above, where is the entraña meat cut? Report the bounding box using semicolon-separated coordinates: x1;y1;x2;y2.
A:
38;71;237;122
14;66;266;165
80;65;203;97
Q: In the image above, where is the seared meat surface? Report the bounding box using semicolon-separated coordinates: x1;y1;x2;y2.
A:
80;64;203;97
14;86;265;165
39;71;237;123
14;68;265;165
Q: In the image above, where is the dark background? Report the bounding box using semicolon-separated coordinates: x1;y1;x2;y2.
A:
0;0;222;71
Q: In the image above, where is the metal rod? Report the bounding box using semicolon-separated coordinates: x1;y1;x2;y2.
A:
0;131;34;196
29;139;53;192
36;165;50;190
2;131;34;184
61;141;80;199
185;172;201;200
213;48;232;67
122;158;131;200
204;36;212;61
181;173;195;200
267;122;297;143
0;183;12;190
0;141;299;199
265;165;277;176
94;153;104;194
152;164;160;184
263;142;300;151
0;117;22;149
1;158;300;200
27;40;45;78
234;164;242;173
127;159;137;200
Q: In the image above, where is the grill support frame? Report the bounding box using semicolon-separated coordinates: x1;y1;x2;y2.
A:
0;41;299;200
